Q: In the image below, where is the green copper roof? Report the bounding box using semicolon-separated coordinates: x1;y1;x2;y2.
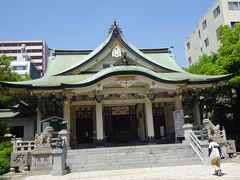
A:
1;66;231;89
45;55;87;76
56;31;114;75
0;22;231;90
118;33;184;73
144;53;184;72
0;109;20;119
56;22;181;75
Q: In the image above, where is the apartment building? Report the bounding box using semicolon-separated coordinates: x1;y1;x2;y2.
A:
185;0;240;66
0;40;49;75
10;44;40;79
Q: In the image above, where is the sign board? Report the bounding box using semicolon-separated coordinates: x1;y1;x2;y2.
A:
112;106;129;115
40;116;64;132
173;110;184;138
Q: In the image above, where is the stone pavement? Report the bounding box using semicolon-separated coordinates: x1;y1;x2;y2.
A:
3;162;240;180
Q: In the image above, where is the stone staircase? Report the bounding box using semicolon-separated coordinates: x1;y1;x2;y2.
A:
66;143;201;172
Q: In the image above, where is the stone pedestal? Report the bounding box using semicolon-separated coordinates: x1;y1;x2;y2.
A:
182;123;193;143
10;152;31;172
200;140;211;165
58;129;70;150
30;147;52;175
51;148;67;176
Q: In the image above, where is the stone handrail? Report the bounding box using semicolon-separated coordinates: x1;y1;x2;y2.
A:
12;140;35;152
12;137;59;152
189;131;203;161
192;128;226;140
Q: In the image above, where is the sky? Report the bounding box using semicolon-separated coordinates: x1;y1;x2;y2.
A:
0;0;216;67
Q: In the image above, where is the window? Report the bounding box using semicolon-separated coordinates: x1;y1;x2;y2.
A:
213;6;221;18
198;30;201;39
228;2;240;10
230;21;240;28
186;42;190;50
10;126;24;138
188;57;192;64
202;20;207;30
12;65;27;70
204;38;209;47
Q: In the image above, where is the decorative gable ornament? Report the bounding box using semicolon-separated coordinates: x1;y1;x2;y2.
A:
112;46;122;58
117;80;136;88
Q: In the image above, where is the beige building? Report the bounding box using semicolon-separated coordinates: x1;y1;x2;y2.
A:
185;0;240;65
0;40;49;75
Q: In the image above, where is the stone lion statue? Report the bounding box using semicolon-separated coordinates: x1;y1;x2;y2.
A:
202;119;220;138
35;126;54;146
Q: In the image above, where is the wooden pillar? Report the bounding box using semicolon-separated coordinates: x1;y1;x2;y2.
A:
175;95;183;110
193;102;201;126
63;98;71;149
96;102;104;146
36;107;42;133
63;99;71;129
144;100;155;143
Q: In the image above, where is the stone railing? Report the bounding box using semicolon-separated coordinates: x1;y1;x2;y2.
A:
189;131;203;161
10;129;69;176
182;124;211;165
12;140;35;152
192;127;227;141
11;130;70;153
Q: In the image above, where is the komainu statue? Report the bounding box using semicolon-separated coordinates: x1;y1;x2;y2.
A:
202;119;221;138
35;126;54;146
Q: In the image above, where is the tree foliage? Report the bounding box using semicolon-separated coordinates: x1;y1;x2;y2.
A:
186;54;225;75
0;55;31;108
217;24;240;87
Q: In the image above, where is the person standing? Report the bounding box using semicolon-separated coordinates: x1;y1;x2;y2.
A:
208;139;224;176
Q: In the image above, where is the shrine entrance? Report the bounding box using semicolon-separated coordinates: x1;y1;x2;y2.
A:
104;106;139;145
75;106;95;145
152;103;167;142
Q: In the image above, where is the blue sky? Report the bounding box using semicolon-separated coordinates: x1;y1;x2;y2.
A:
1;0;216;67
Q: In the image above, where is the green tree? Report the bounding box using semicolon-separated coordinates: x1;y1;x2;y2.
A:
186;54;225;75
217;23;240;87
0;55;31;108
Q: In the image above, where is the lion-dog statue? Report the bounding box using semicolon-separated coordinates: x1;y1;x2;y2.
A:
35;126;54;146
202;119;221;138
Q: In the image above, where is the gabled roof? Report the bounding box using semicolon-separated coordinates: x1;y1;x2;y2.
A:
55;21;182;75
0;66;231;89
0;21;231;90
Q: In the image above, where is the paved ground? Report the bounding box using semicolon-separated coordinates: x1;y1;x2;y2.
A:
2;162;240;180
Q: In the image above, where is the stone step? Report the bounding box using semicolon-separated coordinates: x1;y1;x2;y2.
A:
66;144;201;172
68;159;201;172
66;152;196;162
67;148;195;156
67;154;199;164
67;144;192;153
67;160;200;168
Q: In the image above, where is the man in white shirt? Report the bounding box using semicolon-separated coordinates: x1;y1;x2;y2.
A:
208;139;224;176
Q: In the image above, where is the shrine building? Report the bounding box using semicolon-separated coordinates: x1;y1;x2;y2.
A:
0;21;230;148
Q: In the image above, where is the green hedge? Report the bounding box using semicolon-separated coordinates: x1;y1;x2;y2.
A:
0;142;12;175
